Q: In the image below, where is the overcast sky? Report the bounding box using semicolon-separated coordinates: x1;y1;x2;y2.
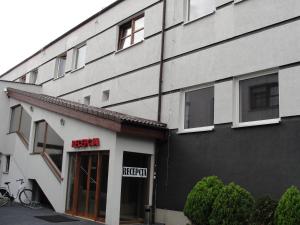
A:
0;0;116;75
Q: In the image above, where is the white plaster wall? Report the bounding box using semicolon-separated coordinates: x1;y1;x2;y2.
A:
1;0;160;82
145;2;163;38
279;65;300;118
61;65;160;108
164;0;300;58
163;19;300;92
214;80;233;124
109;97;158;121
42;34;161;97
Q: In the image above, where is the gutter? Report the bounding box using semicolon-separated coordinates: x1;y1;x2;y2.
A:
153;0;167;223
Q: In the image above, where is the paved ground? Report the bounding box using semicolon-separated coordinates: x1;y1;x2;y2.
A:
0;204;99;225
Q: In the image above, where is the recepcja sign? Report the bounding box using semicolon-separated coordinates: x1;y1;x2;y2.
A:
123;167;147;178
72;138;100;148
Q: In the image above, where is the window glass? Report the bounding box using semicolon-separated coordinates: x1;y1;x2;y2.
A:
30;70;38;84
134;17;144;31
184;87;214;129
239;74;279;122
45;124;64;171
56;55;66;78
9;106;22;133
19;109;32;142
84;96;91;105
118;15;144;50
134;30;144;44
34;121;46;153
75;45;86;69
188;0;215;21
5;155;10;173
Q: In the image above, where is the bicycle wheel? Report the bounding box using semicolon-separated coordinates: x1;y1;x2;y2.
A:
19;189;33;206
0;196;9;207
0;188;9;198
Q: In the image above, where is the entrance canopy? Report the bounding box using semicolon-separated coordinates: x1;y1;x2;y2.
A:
6;88;167;140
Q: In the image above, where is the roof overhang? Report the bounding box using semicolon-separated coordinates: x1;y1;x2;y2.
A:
7;88;167;140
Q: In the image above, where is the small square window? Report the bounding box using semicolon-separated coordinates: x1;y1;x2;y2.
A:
187;0;215;21
74;45;86;70
102;90;110;102
29;69;38;84
55;53;67;78
184;87;214;129
84;96;91;105
118;15;144;50
239;74;279;123
4;155;10;173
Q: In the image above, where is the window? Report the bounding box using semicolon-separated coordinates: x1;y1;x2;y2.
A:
74;45;86;70
9;105;32;143
29;69;38;84
118;15;144;50
239;74;279;123
18;75;26;83
34;121;64;171
102;90;110;102
83;96;91;105
4;155;10;173
55;53;67;78
183;87;214;130
187;0;215;21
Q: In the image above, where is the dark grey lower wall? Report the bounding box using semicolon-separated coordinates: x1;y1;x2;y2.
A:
156;117;300;211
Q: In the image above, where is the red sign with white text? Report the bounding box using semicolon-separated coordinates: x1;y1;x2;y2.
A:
72;138;100;149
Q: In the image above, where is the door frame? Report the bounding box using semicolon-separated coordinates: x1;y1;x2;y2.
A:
66;151;109;221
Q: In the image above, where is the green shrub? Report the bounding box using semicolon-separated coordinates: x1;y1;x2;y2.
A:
275;186;300;225
251;196;277;225
183;176;224;225
209;182;255;225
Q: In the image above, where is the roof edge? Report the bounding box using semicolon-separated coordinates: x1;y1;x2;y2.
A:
0;0;124;78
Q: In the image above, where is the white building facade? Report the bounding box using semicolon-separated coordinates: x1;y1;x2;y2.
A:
1;0;300;225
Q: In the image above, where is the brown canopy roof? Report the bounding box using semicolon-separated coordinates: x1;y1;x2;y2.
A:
7;88;167;140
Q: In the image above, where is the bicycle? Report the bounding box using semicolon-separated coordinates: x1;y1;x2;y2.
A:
0;179;41;209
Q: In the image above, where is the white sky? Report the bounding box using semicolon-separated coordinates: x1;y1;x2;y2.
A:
0;0;116;75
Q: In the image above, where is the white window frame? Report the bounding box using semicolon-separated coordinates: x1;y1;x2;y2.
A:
178;84;215;134
29;69;38;84
185;0;216;23
72;43;86;71
232;69;281;128
54;53;67;79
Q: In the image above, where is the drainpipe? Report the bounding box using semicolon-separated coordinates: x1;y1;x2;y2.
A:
157;0;167;123
153;0;167;223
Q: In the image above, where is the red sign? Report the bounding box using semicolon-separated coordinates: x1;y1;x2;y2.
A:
72;138;100;148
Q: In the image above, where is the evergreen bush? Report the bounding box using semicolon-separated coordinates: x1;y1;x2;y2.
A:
209;182;255;225
183;176;224;225
275;186;300;225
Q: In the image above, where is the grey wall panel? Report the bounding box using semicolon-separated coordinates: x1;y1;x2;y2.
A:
157;118;300;210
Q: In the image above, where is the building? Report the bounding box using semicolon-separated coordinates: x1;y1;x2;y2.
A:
0;0;300;224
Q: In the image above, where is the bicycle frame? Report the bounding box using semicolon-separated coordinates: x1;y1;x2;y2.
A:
1;180;27;200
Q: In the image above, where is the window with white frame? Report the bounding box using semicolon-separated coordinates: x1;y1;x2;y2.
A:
73;44;86;70
55;53;67;78
29;69;38;84
239;74;279;123
187;0;216;22
183;86;214;130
